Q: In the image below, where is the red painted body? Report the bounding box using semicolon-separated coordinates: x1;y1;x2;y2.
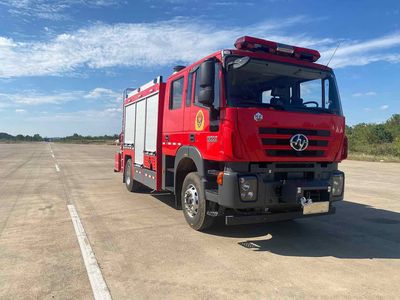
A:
116;36;346;193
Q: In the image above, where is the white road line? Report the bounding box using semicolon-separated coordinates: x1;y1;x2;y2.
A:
55;164;60;172
67;205;112;300
51;154;55;158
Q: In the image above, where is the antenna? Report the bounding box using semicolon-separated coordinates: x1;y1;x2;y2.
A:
326;42;341;67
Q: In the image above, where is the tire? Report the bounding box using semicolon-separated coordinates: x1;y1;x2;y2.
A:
181;172;215;231
124;159;143;192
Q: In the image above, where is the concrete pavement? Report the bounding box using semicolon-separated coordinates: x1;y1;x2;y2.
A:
0;142;399;299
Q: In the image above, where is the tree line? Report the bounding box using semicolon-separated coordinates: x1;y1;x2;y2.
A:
1;114;399;158
346;114;400;157
0;132;44;141
0;132;118;143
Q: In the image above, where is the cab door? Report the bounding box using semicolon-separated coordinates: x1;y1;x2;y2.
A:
163;75;185;133
187;61;221;160
183;71;194;134
163;73;193;156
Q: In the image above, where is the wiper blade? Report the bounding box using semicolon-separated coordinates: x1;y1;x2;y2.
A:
293;106;334;114
238;102;285;110
265;103;285;110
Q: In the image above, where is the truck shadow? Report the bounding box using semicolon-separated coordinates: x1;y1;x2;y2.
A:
151;192;179;209
207;200;400;259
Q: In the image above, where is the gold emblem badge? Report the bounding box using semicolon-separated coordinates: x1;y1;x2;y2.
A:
195;110;205;131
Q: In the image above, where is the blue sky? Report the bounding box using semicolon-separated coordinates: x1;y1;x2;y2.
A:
0;0;399;137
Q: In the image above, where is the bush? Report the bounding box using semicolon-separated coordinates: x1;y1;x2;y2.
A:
347;114;400;158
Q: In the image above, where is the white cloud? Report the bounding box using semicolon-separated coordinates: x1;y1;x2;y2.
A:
0;37;16;47
84;88;120;100
380;105;389;110
321;33;400;68
352;91;377;97
0;89;122;136
1;108;121;136
0;18;400;78
104;107;122;113
1;91;82;105
25;108;122;123
0;88;120;106
0;0;121;20
0;17;326;78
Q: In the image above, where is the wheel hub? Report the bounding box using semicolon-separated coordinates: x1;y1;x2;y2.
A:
184;184;199;218
125;165;131;186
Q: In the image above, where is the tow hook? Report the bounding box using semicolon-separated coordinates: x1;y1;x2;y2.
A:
299;196;313;207
207;206;225;217
206;211;219;217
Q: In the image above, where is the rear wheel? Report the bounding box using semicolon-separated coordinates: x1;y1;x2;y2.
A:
124;159;143;192
181;172;214;231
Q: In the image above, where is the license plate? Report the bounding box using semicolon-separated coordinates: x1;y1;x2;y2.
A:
303;201;329;215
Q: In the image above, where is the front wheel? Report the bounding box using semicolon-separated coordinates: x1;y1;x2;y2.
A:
181;172;214;231
124;159;143;192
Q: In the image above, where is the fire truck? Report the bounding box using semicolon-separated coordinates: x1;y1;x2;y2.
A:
114;36;347;231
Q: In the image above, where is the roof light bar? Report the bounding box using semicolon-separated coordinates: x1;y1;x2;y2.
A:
234;36;321;62
276;43;294;54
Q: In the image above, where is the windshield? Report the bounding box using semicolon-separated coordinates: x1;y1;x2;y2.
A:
225;57;342;115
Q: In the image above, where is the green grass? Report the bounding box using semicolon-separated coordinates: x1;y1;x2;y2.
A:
348;152;400;163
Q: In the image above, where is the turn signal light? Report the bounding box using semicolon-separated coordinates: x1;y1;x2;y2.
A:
341;136;348;160
217;172;224;185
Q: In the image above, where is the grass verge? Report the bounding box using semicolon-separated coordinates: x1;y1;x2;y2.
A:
348;152;400;163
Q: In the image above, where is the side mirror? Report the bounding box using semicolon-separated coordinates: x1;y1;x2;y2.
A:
198;87;214;106
198;60;215;106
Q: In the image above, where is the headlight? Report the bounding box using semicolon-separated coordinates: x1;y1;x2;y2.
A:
332;173;344;196
239;176;257;201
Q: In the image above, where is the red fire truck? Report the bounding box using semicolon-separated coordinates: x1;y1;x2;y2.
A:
114;36;347;231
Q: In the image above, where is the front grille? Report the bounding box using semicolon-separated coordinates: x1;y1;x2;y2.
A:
259;127;330;158
259;128;330;136
267;150;324;157
275;163;314;168
262;138;328;147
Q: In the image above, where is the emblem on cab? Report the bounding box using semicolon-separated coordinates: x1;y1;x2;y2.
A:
290;134;309;151
195;110;205;131
254;112;263;122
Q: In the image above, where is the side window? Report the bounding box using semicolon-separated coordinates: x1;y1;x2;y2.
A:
326;77;339;112
262;90;272;103
324;78;329;108
169;77;184;109
185;73;193;107
194;69;201;104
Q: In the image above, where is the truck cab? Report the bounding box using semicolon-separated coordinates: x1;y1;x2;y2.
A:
117;36;347;231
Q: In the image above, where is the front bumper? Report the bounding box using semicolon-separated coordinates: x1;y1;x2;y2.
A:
209;165;344;210
225;206;336;226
